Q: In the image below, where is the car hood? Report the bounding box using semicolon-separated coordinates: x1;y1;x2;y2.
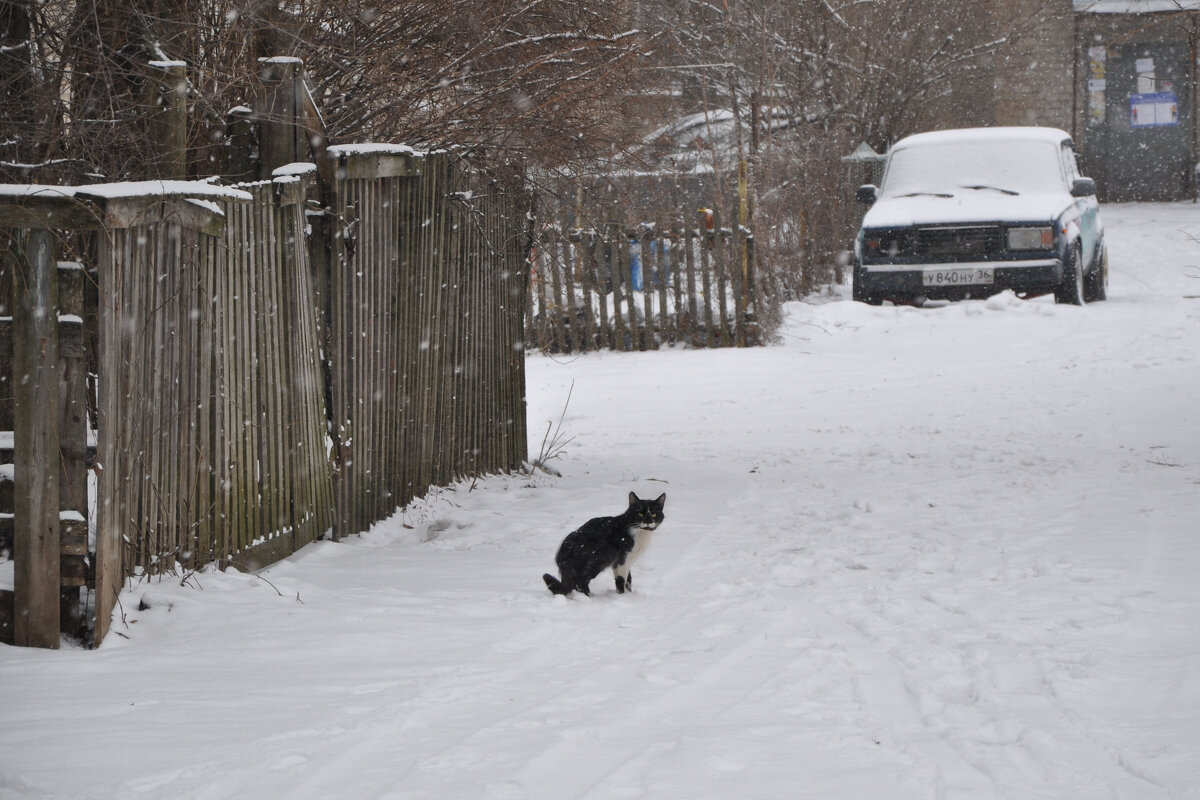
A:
861;190;1073;229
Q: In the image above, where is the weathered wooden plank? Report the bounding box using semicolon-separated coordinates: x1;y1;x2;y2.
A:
60;515;88;556
430;158;453;487
641;235;656;350
580;231;599;351
566;235;582;353
194;231;216;565
671;225;685;345
712;212;732;347
257;58;305;178
394;170;418;509
684;226;698;345
11;227;61;648
331;150;424;181
0;588;12;644
0;193;103;231
89;196;228;237
656;227;671;347
146;61;188;180
142;224;165;568
393;174;412;498
94;221;127;646
259;184;286;544
452;184;476;476
330;176;356;538
58;318;88;518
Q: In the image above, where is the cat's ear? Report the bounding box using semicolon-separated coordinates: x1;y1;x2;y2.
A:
654;493;666;508
628;491;639;506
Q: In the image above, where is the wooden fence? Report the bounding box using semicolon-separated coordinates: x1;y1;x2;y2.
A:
526;210;759;353
0;149;530;648
325;147;529;537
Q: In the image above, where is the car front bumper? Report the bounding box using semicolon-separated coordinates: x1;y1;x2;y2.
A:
856;258;1064;300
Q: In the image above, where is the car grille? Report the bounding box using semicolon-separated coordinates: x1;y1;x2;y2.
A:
915;226;1003;260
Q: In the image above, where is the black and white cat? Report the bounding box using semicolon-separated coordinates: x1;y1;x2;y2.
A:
542;492;666;596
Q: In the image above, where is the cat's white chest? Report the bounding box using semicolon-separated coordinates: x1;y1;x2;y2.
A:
614;526;656;582
626;527;655;567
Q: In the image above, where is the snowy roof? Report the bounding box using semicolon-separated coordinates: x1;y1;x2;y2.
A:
1074;0;1200;12
843;142;884;162
892;127;1071;151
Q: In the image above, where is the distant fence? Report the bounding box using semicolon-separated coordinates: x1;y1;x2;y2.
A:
0;149;530;648
526;210;759;352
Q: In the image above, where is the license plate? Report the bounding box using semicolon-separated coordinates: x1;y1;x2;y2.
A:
923;267;994;287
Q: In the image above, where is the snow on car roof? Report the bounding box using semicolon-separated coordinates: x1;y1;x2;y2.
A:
892;127;1071;151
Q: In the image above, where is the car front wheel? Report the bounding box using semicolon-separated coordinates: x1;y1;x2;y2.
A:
1054;243;1085;305
1084;243;1108;302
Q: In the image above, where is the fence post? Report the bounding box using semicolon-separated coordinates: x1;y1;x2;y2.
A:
225;106;258;184
257;57;306;177
11;227;61;649
742;232;761;346
146;61;188;179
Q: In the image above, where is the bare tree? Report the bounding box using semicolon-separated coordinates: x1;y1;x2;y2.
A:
0;0;650;183
618;0;1036;309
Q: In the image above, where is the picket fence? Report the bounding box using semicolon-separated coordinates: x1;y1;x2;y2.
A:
526;211;760;352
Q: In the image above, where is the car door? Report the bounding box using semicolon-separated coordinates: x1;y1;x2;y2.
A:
1062;142;1099;267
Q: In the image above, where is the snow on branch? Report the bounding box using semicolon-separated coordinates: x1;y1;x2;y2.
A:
492;29;642;54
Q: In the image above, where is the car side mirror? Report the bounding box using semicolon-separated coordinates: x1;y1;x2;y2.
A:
856;184;879;205
1071;177;1096;198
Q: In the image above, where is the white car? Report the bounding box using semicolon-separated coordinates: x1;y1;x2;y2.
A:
853;127;1107;305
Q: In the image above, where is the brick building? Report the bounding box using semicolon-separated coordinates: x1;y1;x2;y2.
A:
993;0;1200;201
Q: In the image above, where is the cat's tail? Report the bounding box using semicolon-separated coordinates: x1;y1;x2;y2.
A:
543;573;571;595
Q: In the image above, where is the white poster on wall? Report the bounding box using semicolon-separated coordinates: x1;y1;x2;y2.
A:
1130;92;1178;127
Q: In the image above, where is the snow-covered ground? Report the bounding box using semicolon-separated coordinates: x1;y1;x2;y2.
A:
2;202;1198;799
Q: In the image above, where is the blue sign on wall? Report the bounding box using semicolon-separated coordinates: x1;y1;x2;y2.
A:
1130;92;1178;127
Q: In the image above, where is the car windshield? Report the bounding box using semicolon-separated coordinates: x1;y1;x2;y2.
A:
880;139;1066;199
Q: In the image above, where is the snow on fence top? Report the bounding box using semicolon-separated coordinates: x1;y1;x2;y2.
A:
327;143;421;158
0;181;253;231
272;162;319;179
0;184;79;199
0;181;252;204
1074;0;1200;11
72;180;252;202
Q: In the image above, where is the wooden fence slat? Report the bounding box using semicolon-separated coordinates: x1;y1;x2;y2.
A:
659;229;671;345
641;234;656;350
11;227;61;648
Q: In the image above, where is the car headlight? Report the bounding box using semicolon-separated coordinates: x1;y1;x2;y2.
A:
1006;227;1053;251
863;234;905;257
